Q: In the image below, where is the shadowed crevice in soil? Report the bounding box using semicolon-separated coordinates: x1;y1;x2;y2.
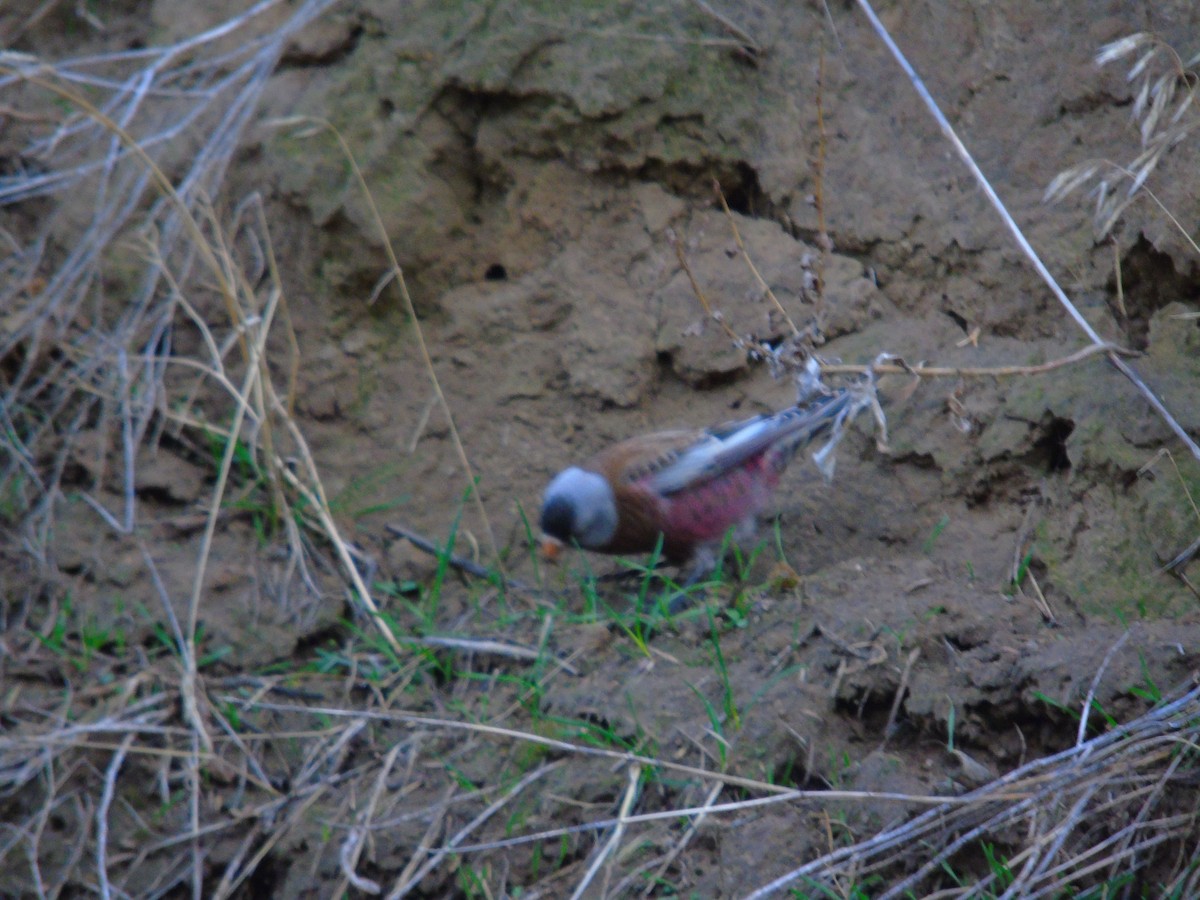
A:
1112;234;1200;350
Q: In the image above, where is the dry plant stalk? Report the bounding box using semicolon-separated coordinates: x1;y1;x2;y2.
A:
712;179;802;337
220;677;1200;897
811;49;832;328
674;208;1138;389
267;115;505;580
1046;33;1200;242
853;0;1200;463
744;679;1200;898
0;9;429;895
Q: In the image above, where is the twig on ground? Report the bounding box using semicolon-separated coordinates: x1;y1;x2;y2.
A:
414;635;580;676
1024;571;1056;624
1077;629;1133;747
820;341;1138;379
336;742;403;896
212;780;332;900
582;763;641;900
882;647;919;746
1160;533;1200;575
744;680;1200;898
641;780;724;895
816;621;884;661
389;762;561;899
95;733;135;900
690;0;762;59
385;522;543;599
225;698;1004;810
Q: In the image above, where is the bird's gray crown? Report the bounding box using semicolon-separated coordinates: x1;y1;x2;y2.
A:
540;467;617;549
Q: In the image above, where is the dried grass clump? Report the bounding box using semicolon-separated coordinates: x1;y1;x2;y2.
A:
0;5;407;895
748;678;1200;897
1046;33;1200;242
0;0;338;552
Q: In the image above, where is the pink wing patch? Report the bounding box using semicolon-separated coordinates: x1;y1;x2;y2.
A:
650;453;780;547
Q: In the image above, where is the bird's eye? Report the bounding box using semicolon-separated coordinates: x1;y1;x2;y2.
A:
540;496;576;541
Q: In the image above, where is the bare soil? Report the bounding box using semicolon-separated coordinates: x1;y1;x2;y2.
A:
3;1;1200;897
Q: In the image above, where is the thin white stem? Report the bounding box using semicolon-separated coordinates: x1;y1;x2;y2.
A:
854;0;1200;463
571;764;641;900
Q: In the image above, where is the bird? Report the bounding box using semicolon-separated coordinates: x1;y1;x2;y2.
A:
539;388;855;579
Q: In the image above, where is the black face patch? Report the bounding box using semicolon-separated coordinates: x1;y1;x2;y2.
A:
539;495;577;542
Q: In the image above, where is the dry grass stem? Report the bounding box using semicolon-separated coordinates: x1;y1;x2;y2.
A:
335;741;404;896
1076;629;1133;746
745;680;1200;897
670;229;745;348
390;763;561;899
385;522;541;599
642;780;723;895
690;0;762;58
882;647;920;745
1048;34;1199;243
222;699;1048;844
712;179;802;336
813;50;831;325
676;218;1138;391
821;340;1137;378
573;763;641;900
855;0;1200;463
269;115;504;578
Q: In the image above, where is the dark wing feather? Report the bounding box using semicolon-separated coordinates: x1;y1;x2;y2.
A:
647;391;852;495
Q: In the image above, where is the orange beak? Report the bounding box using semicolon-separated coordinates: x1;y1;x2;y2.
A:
540;536;565;561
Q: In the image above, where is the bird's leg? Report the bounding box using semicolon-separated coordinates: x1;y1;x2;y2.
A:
664;516;762;613
662;544;721;614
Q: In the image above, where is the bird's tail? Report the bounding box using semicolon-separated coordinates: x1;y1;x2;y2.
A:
647;376;877;496
697;389;855;480
765;389;856;473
